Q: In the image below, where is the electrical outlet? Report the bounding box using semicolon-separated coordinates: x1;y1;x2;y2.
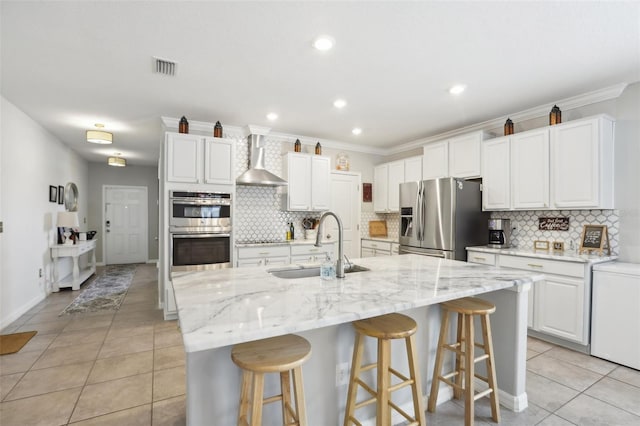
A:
336;362;350;386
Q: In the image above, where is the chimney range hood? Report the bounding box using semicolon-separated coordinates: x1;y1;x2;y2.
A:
236;126;287;187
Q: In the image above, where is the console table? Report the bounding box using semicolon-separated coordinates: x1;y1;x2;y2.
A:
50;239;97;291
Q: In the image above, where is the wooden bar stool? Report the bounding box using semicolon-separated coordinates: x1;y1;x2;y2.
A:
344;313;426;426
231;334;311;426
427;297;500;426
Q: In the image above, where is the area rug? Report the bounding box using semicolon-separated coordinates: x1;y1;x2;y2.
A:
59;264;137;315
0;331;38;355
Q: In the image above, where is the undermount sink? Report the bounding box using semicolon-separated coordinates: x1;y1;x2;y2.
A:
268;264;370;279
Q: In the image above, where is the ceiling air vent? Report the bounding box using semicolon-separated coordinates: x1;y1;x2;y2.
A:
153;57;177;76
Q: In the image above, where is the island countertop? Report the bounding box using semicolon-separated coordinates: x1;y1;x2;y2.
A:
172;254;544;353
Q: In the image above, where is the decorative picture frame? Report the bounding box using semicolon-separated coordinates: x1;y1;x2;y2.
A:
362;183;372;202
534;240;550;251
552;241;565;252
579;224;610;256
49;185;58;203
58;185;64;205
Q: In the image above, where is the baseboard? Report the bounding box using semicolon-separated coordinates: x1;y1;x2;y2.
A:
0;293;47;331
146;259;158;265
96;262;106;267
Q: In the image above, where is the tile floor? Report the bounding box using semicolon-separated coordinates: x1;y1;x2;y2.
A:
1;263;639;425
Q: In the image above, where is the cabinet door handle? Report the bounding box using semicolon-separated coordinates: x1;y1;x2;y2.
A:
265;259;269;265
527;263;543;268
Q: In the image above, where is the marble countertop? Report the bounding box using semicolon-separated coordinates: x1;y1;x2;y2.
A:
172;254;544;353
466;245;617;264
235;239;335;248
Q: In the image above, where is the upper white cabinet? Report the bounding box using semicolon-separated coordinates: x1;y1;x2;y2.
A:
374;161;404;213
481;136;511;210
282;153;331;211
166;133;234;185
511;128;550;209
551;116;615;209
423;141;448;179
423;131;487;180
404;156;423;182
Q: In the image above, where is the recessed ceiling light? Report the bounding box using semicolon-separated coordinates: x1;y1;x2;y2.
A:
333;99;347;109
313;35;335;51
449;84;467;95
266;113;278;121
352;128;362;135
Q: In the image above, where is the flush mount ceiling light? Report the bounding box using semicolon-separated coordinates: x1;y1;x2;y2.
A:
313;35;335;51
449;84;467;95
266;112;278;121
333;99;347;109
108;153;126;167
352;127;362;135
86;123;113;144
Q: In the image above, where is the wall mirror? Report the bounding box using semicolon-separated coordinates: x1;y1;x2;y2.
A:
64;182;78;211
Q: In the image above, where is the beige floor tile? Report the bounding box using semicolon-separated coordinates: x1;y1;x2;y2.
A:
25;309;68;324
63;317;114;332
0;350;42;375
608;365;640;388
527;354;602;392
451;397;550;426
154;329;183;349
50;326;109;349
526;349;539;360
113;310;164;324
153;366;185;401
16;318;70;335
98;333;154;359
543;346;617;375
71;372;153;423
536;414;577;425
154;345;185;371
152;395;186;426
5;361;93;400
585;376;640;416
555;394;640;425
19;333;56;352
526;371;580;412
32;341;102;370
0;387;81;426
88;350;153;384
69;404;151;425
154;320;179;333
0;372;23;400
106;324;154;341
527;337;554;353
425;399;491;426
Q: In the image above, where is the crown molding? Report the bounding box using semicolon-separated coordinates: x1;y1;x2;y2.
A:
267;130;387;156
385;82;629;155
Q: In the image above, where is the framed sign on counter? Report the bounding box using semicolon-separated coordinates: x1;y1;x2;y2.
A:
579;224;610;256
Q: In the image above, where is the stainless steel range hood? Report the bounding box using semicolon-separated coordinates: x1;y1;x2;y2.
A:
236;127;287;187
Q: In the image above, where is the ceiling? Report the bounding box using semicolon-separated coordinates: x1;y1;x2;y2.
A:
2;1;639;166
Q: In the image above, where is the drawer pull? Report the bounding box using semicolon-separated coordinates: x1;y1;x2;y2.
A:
371;244;377;247
259;251;270;255
474;257;486;261
309;248;319;252
527;263;544;268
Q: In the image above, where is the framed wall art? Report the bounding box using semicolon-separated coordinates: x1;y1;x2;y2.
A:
49;185;57;203
58;185;64;205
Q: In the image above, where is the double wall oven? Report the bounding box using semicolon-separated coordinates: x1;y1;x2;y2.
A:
169;191;231;272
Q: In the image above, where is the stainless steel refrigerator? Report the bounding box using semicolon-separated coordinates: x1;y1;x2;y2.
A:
399;178;489;260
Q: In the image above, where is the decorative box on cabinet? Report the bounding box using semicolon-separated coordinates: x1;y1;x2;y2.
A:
282;152;331;211
165;133;234;185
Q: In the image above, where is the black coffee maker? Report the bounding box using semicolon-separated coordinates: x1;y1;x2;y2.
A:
488;219;511;248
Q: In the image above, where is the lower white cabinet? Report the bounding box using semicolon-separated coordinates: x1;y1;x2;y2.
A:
361;239;393;257
290;244;335;263
467;249;594;347
236;243;335;268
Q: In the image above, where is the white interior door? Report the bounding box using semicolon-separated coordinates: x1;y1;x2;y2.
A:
326;172;361;259
104;186;148;265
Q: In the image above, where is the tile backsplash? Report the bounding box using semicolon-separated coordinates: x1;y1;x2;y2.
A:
490;210;619;254
361;212;400;239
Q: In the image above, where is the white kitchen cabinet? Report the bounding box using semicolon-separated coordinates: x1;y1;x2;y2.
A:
449;132;483;178
236;245;290;268
404;156;423;182
550;115;614;209
481;136;511;210
166;133;234;185
373;161;403;213
391;242;400;255
423;141;448;180
535;274;585;342
361;239;393;257
282;153;331;211
511;128;549;209
290;243;335;263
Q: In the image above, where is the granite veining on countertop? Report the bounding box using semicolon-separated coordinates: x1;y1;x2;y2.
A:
171;254;543;353
466;245;617;264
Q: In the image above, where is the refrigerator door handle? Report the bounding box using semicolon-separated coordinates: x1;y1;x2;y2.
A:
416;181;423;241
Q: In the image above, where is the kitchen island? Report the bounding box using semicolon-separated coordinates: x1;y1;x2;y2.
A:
172;254;544;426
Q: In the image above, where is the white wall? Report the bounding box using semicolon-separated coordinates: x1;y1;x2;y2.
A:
0;96;88;328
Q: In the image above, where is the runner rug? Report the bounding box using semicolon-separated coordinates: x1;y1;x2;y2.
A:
59;264;137;315
0;331;38;355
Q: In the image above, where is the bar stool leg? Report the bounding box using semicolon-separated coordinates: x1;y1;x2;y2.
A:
406;334;426;425
251;373;265;426
453;312;464;400
464;314;474;426
344;332;364;426
377;338;391;426
292;366;307;425
238;370;252;426
481;314;500;423
428;306;450;412
280;370;293;425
